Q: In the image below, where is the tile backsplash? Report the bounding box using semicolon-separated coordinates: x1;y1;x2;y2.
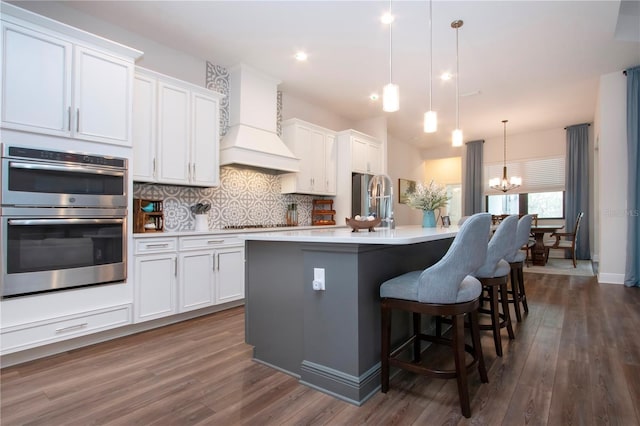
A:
133;167;315;232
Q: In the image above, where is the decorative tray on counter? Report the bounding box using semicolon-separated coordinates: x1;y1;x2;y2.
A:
345;217;382;232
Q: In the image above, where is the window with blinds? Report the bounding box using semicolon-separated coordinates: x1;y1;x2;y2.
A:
483;156;565;195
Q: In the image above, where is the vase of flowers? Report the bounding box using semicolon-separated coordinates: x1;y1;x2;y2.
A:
405;180;451;228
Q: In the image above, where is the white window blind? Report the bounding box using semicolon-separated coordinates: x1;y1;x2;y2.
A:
483;156;565;195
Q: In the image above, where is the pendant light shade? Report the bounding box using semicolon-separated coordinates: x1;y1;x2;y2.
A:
424;111;438;133
383;83;399;112
423;0;437;133
382;0;399;112
452;128;463;147
451;19;463;146
489;120;522;192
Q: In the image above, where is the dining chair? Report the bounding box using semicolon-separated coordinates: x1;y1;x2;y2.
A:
380;213;491;418
544;212;584;268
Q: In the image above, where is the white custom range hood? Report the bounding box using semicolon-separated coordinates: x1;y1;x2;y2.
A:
220;64;300;173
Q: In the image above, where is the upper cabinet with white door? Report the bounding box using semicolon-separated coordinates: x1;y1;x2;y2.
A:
337;130;383;175
133;67;223;187
280;118;337;196
0;4;142;146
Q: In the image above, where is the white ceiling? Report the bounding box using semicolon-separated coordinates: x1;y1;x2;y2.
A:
44;1;640;147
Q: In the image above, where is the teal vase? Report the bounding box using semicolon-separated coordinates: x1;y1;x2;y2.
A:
422;210;436;228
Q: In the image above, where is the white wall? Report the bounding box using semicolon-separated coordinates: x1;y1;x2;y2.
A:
595;71;628;284
483;127;565;163
280;93;352;132
387;137;424;225
11;1;206;86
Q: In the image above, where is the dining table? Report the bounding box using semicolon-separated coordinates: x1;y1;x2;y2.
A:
529;224;564;266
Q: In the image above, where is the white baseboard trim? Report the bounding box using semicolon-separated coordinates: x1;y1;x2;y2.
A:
597;272;625;284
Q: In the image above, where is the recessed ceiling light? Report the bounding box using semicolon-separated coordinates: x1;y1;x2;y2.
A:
381;12;394;25
294;51;308;61
440;72;452;81
369;93;379;101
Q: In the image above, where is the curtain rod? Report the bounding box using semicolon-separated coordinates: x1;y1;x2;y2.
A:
564;123;591;130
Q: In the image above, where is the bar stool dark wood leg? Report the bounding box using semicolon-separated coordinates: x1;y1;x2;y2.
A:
509;264;523;322
518;265;528;313
452;313;470;418
499;281;515;340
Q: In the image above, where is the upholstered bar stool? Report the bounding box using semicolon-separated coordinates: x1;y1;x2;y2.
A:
472;214;518;357
380;213;491;418
504;214;534;322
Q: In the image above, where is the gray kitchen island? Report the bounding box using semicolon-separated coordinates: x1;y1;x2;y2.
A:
240;225;458;405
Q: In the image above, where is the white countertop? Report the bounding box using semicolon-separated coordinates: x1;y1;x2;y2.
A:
132;225;340;238
239;225;459;245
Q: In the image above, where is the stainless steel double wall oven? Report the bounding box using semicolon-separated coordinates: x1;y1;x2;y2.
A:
1;145;128;297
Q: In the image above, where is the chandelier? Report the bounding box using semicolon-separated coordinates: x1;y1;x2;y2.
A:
489;120;522;192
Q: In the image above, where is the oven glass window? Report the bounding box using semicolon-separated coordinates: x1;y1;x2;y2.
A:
7;221;124;274
8;167;123;195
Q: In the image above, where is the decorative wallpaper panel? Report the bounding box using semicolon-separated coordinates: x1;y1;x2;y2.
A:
205;61;229;137
133;167;315;232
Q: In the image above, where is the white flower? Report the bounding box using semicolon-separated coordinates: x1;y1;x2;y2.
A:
405;180;451;211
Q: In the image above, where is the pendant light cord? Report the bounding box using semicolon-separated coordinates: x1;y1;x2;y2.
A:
455;25;459;129
389;0;393;84
428;0;433;110
503;120;507;167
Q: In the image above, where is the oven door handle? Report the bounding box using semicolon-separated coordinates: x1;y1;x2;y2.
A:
9;161;125;177
8;218;125;226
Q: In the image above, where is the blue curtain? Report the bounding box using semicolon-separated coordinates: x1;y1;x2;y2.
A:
625;66;640;287
464;140;484;215
565;124;590;260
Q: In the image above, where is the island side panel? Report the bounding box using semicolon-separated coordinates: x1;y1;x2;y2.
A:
299;238;454;404
245;240;304;377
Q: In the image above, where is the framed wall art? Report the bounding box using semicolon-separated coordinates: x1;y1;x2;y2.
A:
398;178;416;204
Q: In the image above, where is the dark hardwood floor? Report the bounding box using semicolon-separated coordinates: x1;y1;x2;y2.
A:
2;272;640;425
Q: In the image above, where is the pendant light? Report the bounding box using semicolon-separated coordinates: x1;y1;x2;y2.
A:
423;0;437;133
451;19;463;147
489;120;522;192
382;0;399;112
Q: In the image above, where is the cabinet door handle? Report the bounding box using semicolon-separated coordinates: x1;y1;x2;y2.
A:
174;258;177;276
76;108;80;132
207;240;224;245
192;164;196;180
216;253;220;270
212;253;216;271
67;106;71;131
55;322;88;333
152;158;156;177
145;243;169;249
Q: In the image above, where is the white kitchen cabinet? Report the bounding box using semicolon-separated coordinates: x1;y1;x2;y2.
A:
178;235;245;309
73;46;132;145
1;22;72;137
280;118;337;196
215;246;245;304
132;72;157;181
178;250;215;313
157;81;190;184
1;305;131;355
349;132;383;175
134;238;178;323
0;11;140;146
133;68;223;187
133;234;244;319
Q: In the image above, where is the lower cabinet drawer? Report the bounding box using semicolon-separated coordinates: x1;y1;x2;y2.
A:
1;304;132;355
